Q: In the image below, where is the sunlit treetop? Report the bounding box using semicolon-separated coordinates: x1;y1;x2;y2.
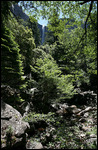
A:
19;1;97;21
19;1;97;41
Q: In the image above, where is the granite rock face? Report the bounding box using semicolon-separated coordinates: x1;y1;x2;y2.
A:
1;100;30;149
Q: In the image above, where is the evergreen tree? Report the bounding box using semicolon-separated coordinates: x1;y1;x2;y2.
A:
7;15;36;75
27;16;41;47
44;28;55;45
1;25;24;89
47;9;66;43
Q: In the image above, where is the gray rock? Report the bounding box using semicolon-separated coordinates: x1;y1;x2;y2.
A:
72;108;81;114
1;100;30;149
56;108;68;115
26;140;43;149
86;138;97;147
66;105;81;114
89;134;97;138
28;88;39;96
80;133;86;137
84;112;89;118
79;118;87;123
79;124;89;132
77;106;92;116
59;103;69;109
70;105;77;109
84;106;92;112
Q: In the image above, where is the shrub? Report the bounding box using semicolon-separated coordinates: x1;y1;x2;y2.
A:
23;112;55;123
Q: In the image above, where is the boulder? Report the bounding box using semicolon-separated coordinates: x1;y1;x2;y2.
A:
77;106;92;116
59;103;69;109
51;103;69;112
26;139;43;149
89;134;97;138
56;108;68;115
66;105;81;114
79;125;90;132
86;138;97;148
1;100;30;149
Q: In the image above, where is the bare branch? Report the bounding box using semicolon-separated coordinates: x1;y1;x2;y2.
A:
77;1;93;46
84;1;93;33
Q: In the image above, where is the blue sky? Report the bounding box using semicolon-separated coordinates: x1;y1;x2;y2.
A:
38;12;63;26
18;2;48;26
18;1;63;26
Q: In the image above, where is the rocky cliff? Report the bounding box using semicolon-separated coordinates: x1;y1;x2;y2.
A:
10;4;47;45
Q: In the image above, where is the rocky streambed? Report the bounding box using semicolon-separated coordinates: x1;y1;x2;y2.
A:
1;99;97;149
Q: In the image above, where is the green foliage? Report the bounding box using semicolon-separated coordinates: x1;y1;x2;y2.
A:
1;1;17;25
35;50;75;102
57;75;75;100
51;19;97;90
6;126;13;135
86;126;97;136
19;1;97;33
7;15;36;75
23;112;55;123
19;1;96;19
1;1;97;109
46;10;66;44
1;25;24;89
44;30;55;45
27;16;41;47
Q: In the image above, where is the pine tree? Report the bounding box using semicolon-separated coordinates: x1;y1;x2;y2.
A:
27;16;41;47
1;25;24;89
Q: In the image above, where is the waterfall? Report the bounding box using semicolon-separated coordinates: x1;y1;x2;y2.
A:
42;25;45;44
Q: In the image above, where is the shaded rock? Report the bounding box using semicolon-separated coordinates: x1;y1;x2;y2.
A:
51;103;59;111
84;106;92;112
56;108;68;115
70;105;77;108
27;88;39;96
66;105;81;114
89;134;97;138
80;133;86;138
1;100;30;149
77;106;92;116
87;118;94;124
70;118;78;125
59;103;69;109
79;118;87;123
80;125;89;132
26;139;43;149
51;103;69;112
19;101;34;116
72;108;81;114
84;112;89;118
86;138;97;147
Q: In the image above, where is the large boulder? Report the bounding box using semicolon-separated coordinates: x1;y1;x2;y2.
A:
26;139;43;149
1;100;30;149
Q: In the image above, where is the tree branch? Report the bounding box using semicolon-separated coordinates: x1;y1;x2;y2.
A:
78;1;93;45
78;1;91;5
84;1;93;33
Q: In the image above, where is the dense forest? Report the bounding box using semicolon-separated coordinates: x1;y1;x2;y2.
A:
1;1;97;149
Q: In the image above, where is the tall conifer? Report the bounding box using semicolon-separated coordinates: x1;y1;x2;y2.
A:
1;25;24;89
